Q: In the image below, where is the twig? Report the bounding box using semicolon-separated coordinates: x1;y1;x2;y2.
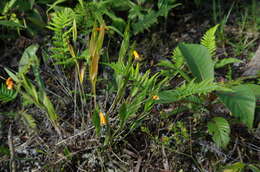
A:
8;125;16;172
135;156;142;172
162;145;169;171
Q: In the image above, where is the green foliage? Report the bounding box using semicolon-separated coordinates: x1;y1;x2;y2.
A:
217;85;256;129
5;44;61;135
158;79;221;104
214;58;242;69
129;0;180;34
92;108;101;136
178;43;215;81
200;24;219;57
0;83;17;102
0;0;46;36
47;8;75;65
207;117;230;148
158;25;259;148
222;162;260;172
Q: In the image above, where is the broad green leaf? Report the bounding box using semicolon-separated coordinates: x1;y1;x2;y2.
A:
178;43;214;81
246;84;260;107
215;58;242;69
217;85;255;128
207;117;230;148
19;44;39;75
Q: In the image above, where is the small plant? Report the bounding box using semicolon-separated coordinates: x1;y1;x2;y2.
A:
5;44;61;136
158;25;260;148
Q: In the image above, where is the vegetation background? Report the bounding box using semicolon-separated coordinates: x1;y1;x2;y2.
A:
0;0;260;171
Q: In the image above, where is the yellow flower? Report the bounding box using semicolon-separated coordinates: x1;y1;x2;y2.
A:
99;111;107;126
133;50;141;61
152;95;159;100
6;77;14;90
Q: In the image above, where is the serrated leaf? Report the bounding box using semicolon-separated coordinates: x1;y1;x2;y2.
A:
217;85;255;128
207;117;230;148
158;79;219;104
200;24;219;56
0;84;17;102
178;43;214;81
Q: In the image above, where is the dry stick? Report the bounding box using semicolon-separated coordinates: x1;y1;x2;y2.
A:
135;156;142;172
162;145;169;171
8;125;16;172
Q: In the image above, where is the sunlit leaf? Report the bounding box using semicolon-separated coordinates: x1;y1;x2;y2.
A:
217;85;255;128
178;43;214;81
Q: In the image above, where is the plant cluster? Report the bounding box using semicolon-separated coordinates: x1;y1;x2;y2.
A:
0;0;260;171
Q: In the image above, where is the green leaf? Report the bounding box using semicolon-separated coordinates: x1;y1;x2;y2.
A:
158;79;219;104
4;68;19;82
119;103;127;127
246;84;260;107
200;24;219;56
0;84;17;102
92;108;100;135
207;117;230;148
178;43;214;81
0;20;24;28
217;85;256;128
19;44;39;75
215;58;242;69
248;164;260;172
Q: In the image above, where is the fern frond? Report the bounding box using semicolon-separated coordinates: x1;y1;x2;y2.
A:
200;24;219;57
132;10;158;34
158;79;220;104
0;83;17;102
47;8;75;64
172;47;184;68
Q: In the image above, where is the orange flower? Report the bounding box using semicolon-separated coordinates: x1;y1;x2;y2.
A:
99;111;107;126
133;50;141;61
6;77;14;90
152;95;159;100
